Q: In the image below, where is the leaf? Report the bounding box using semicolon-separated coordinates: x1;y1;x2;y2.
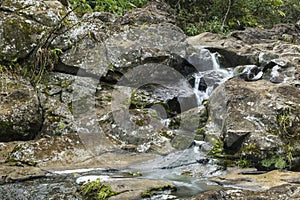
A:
275;157;286;169
262;159;273;167
277;10;286;17
12;57;18;63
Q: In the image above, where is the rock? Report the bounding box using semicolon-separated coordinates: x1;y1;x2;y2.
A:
0;166;78;199
190;185;300;200
269;65;285;83
36;73;78;138
0;0;76;61
229;23;300;44
58;16;111;77
5;133;87;167
233;65;263;81
56;0;186;79
105;23;186;71
1;1;300;199
98;109;175;154
0;165;46;184
187;32;255;68
210;168;300;191
0;12;45;61
169;106;208;133
0;141;19;163
0;73;42;142
191;169;300;200
122;0;175;25
205;78;300;169
187;29;300;85
106;179;176;200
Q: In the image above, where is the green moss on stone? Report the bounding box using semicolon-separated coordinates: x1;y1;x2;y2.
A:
208;138;225;158
141;185;176;198
78;179;119;200
196;128;206;136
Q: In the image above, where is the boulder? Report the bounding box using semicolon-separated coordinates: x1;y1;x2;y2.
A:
191;169;300;200
190;184;300;200
0;73;42;142
5;133;87;167
0;0;76;61
106;179;176;200
56;0;188;79
205;78;300;170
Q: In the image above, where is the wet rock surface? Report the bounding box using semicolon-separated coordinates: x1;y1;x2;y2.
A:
205;78;300;170
191;168;300;200
0;0;300;199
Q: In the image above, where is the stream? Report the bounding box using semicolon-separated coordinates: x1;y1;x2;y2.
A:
49;51;233;199
0;51;233;199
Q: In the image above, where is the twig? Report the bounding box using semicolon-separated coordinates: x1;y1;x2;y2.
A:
221;0;232;32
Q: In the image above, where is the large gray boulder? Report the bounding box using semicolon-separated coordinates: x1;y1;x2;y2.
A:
205;78;300;170
0;73;42;142
0;0;76;61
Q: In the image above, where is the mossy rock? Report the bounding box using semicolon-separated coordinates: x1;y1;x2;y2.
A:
0;13;46;61
78;179;119;200
141;185;176;198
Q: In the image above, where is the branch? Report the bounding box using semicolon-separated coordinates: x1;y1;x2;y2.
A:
221;0;232;32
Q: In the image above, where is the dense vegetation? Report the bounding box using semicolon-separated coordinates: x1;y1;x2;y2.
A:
69;0;300;35
69;0;149;16
166;0;300;35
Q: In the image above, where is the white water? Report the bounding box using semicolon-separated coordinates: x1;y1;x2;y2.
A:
53;168;104;174
211;52;220;70
192;51;232;108
193;75;209;108
76;175;111;184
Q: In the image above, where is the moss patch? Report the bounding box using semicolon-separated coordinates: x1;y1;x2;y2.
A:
78;179;119;200
141;184;176;198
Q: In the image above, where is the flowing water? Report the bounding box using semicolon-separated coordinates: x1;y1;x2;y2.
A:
68;50;233;199
0;50;233;199
193;52;232;108
131;51;233;197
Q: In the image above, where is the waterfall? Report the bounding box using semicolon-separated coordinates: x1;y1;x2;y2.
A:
193;74;209;109
211;52;220;70
192;50;231;109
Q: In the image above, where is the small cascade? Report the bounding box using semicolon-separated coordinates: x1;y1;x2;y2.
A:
193;74;209;108
192;50;232;109
211;52;220;70
162;118;171;127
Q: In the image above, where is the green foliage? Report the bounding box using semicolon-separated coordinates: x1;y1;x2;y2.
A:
69;0;299;35
196;128;205;136
261;156;287;169
69;0;149;16
186;23;200;36
276;105;300;139
235;155;251;168
208;138;225;158
261;143;294;170
78;179;118;200
166;0;300;35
